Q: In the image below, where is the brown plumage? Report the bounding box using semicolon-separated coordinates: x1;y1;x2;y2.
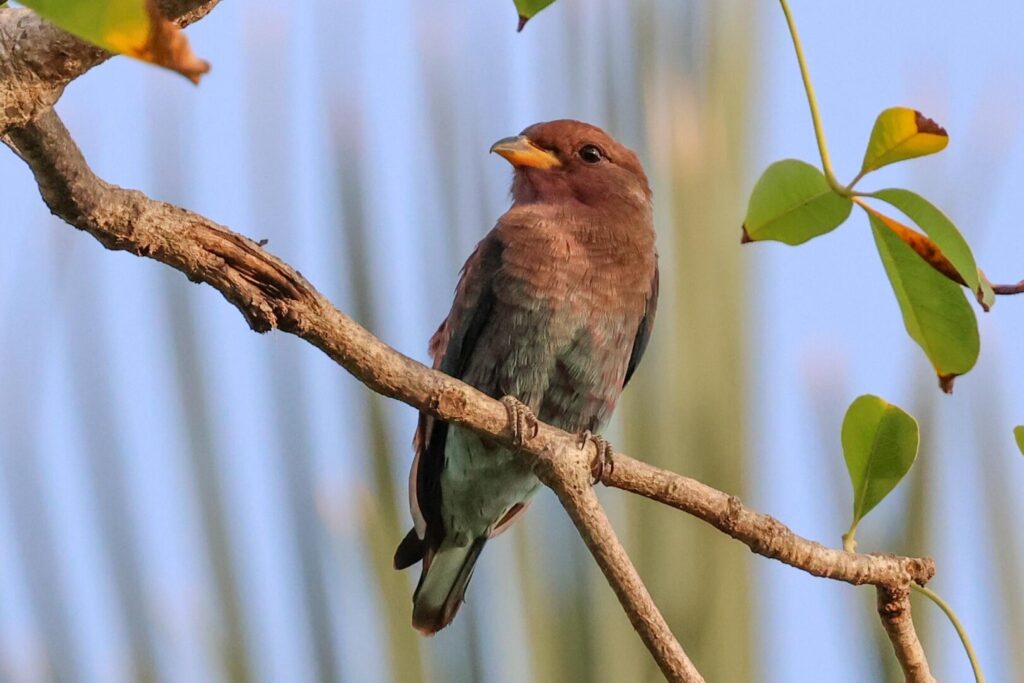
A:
394;120;658;634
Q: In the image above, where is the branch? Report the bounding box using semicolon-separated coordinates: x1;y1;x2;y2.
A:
601;453;934;587
533;441;705;682
878;587;936;683
3;108;705;681
3;106;939;682
992;280;1024;295
0;1;218;132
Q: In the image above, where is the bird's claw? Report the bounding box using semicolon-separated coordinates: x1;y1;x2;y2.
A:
501;396;539;448
578;430;614;484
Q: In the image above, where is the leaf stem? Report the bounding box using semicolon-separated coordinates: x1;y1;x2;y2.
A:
848;169;868;190
841;527;857;552
777;0;848;196
911;584;985;683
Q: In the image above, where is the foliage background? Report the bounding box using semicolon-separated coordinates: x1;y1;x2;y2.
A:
0;0;1022;681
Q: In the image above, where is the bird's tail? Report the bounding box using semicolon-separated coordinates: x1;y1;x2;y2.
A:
411;536;486;635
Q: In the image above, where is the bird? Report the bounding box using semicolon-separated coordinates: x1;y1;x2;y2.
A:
393;119;659;634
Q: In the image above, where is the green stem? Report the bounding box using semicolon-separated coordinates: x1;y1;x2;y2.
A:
777;0;848;196
841;523;858;553
911;584;985;683
848;168;868;190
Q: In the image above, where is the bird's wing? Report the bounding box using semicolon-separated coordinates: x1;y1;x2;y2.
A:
404;234;504;558
623;265;659;388
435;238;504;379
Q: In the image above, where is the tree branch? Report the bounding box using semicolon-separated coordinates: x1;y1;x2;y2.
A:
601;453;934;587
878;587;936;683
4;107;708;682
533;440;705;682
2;106;705;675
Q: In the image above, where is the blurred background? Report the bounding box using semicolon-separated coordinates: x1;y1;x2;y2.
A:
1;0;1022;681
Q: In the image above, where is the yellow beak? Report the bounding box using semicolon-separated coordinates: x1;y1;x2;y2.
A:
489;136;561;170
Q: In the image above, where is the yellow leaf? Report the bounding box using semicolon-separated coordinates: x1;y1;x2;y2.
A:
860;107;948;175
20;0;209;83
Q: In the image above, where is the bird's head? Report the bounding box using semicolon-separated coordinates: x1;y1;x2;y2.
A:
490;120;651;213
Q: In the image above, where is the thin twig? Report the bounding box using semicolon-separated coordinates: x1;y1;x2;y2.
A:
992;280;1024;295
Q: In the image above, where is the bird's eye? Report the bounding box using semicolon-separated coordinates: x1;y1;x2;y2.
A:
578;145;604;164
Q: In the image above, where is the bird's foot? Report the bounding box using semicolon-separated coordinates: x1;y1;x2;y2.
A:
578;430;614;484
501;396;539;448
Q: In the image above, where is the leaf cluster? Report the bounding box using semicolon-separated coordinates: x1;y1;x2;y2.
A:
744;107;986;393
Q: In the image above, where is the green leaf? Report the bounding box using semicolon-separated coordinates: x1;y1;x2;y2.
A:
873;188;984;300
1015;426;1024;456
861;107;949;175
869;212;979;392
20;0;209;82
841;395;919;551
514;0;556;30
742;159;852;245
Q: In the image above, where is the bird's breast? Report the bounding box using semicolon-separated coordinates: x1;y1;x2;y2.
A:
462;226;654;432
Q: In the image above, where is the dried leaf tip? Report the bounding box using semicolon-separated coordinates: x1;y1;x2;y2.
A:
975;287;991;312
517;14;529;31
145;0;210;83
914;111;947;138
